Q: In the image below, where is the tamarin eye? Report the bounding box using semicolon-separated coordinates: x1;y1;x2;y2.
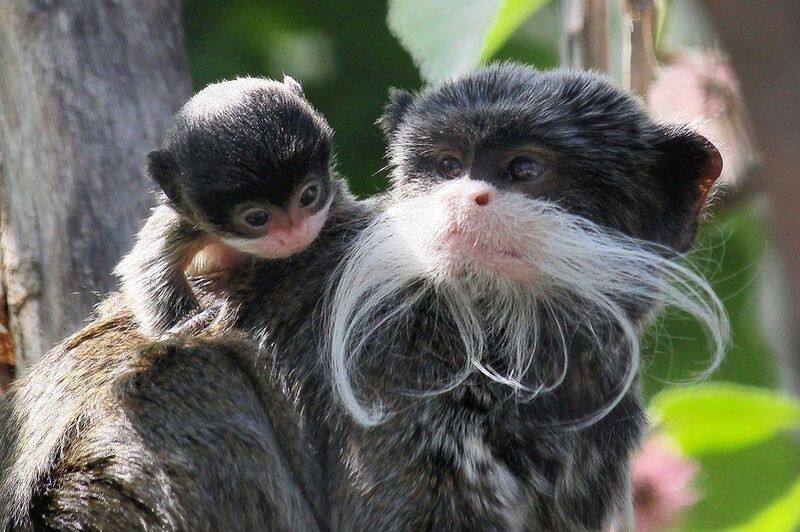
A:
507;157;544;181
299;182;321;208
242;208;270;228
438;157;464;179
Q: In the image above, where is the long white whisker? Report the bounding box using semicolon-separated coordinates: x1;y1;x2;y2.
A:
325;184;728;427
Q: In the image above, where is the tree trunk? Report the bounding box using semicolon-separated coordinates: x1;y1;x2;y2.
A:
0;0;191;375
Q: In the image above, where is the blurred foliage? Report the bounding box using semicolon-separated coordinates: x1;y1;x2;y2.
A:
387;0;550;82
642;163;800;531
182;0;799;529
651;382;800;528
651;383;800;456
732;475;800;532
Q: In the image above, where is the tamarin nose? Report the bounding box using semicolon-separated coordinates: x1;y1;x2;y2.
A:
470;190;492;207
440;180;495;208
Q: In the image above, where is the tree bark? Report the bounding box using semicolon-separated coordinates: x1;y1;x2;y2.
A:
704;0;800;395
0;0;191;374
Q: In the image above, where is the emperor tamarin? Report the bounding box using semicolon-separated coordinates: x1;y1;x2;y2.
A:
315;63;727;530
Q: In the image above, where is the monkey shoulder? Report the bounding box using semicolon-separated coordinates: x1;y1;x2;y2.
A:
0;320;321;531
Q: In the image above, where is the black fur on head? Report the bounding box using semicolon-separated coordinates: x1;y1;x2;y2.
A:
148;76;334;234
381;63;722;252
378;88;415;138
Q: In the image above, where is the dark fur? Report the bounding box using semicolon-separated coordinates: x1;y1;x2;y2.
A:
0;64;719;530
151;78;333;229
382;66;719;252
0;300;326;530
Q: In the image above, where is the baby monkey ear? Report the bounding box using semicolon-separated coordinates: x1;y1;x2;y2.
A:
379;89;414;138
654;126;723;251
282;75;305;98
146;149;182;206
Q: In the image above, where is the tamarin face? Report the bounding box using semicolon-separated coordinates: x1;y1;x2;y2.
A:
148;76;335;258
378;63;722;284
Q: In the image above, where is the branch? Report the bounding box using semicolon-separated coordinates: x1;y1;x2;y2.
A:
562;0;610;72
623;0;657;99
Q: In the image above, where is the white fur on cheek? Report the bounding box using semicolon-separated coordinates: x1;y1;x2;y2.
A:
223;199;333;259
326;179;729;426
302;199;333;243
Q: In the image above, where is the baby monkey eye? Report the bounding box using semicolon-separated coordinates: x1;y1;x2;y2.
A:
299;182;321;208
507;157;544;181
438;157;464;179
242;208;270;228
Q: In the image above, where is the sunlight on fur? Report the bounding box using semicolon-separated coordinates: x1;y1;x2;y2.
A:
326;179;729;426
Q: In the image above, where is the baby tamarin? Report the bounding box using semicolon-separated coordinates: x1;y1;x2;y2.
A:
116;76;335;335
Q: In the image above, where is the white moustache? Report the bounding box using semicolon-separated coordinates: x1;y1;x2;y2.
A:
326;179;728;426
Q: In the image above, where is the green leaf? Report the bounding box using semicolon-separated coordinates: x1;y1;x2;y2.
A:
728;475;800;532
650;383;800;455
387;0;551;82
480;0;551;61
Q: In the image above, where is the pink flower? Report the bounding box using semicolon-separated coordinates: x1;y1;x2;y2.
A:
631;435;700;532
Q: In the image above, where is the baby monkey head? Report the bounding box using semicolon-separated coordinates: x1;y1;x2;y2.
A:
148;76;334;258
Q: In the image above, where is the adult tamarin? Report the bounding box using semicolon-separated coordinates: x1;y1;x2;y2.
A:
319;64;727;529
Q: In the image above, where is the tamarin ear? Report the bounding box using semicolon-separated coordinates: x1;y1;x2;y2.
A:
379;89;414;138
146;149;182;205
282;75;305;98
654;126;723;251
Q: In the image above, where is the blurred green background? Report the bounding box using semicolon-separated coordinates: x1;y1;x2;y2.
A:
182;1;798;529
